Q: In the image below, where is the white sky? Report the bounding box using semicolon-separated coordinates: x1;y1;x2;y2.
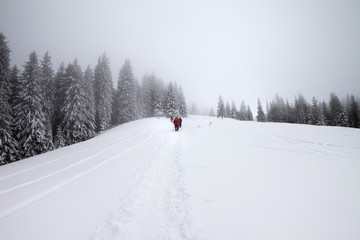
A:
1;0;360;113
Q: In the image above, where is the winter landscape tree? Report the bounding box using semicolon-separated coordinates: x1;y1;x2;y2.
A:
94;53;113;131
217;96;225;118
115;59;138;124
0;33;18;164
61;60;95;145
164;82;178;118
13;51;49;158
257;98;266;122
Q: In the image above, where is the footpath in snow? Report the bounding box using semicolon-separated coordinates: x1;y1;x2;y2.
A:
0;116;359;240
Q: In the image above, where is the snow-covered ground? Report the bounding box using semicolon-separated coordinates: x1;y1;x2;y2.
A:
0;115;359;240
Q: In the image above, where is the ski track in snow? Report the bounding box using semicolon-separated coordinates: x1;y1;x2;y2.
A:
89;129;196;240
0;133;132;181
0;130;148;194
0;130;149;182
0;127;158;220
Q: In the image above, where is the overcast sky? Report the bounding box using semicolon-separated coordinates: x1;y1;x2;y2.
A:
1;0;360;113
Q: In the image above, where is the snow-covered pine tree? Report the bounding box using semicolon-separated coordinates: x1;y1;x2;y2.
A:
230;101;237;119
321;101;330;125
142;73;155;117
153;82;164;117
134;78;144;118
225;101;231;118
40;52;55;151
52;63;67;134
61;60;95;145
348;95;360;128
83;65;96;136
246;105;253;121
294;93;310;124
238;100;247;120
116;59;139;124
142;73;166;117
329;93;342;126
0;33;18;164
94;53;113;131
177;86;187;117
309;97;325;125
256;98;266;122
285;99;296;123
334;107;349;127
173;82;180;113
217;95;225;118
13;51;48;159
164;82;177;118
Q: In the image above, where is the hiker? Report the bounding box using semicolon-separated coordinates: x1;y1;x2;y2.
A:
173;117;180;131
179;117;182;128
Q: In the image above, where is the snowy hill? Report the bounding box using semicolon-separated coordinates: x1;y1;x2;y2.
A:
0;116;359;240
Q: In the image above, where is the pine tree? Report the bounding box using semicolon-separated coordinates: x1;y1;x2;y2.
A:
61;60;95;145
217;95;225;118
246;105;253;121
348;95;360;128
40;52;55;151
13;51;48;158
225;101;231;118
329;93;342;126
322;101;330;125
309;97;325;125
53;63;67;134
238;100;247;120
83;66;96;135
285;100;296;123
230;101;237;119
116;59;138;123
334;107;348;127
256;98;266;122
164;82;177;118
294;93;310;124
153;82;164;117
94;53;113;131
177;86;187;117
134;78;144;118
0;33;18;164
142;73;156;117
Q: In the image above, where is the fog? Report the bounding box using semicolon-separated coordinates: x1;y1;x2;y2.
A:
1;0;360;113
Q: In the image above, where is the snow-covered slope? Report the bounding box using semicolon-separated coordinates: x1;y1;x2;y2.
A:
0;116;359;240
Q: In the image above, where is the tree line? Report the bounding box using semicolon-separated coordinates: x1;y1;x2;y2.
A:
0;33;187;165
257;93;360;128
216;96;254;121
216;92;360;129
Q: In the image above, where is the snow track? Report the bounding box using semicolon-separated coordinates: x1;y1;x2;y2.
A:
0;127;157;220
90;129;195;240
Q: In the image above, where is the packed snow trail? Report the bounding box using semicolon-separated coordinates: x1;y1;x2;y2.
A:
0;116;360;240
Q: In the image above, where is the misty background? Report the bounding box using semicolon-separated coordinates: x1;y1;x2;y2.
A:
1;0;360;113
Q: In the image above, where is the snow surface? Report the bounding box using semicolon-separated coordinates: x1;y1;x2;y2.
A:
0;116;359;240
